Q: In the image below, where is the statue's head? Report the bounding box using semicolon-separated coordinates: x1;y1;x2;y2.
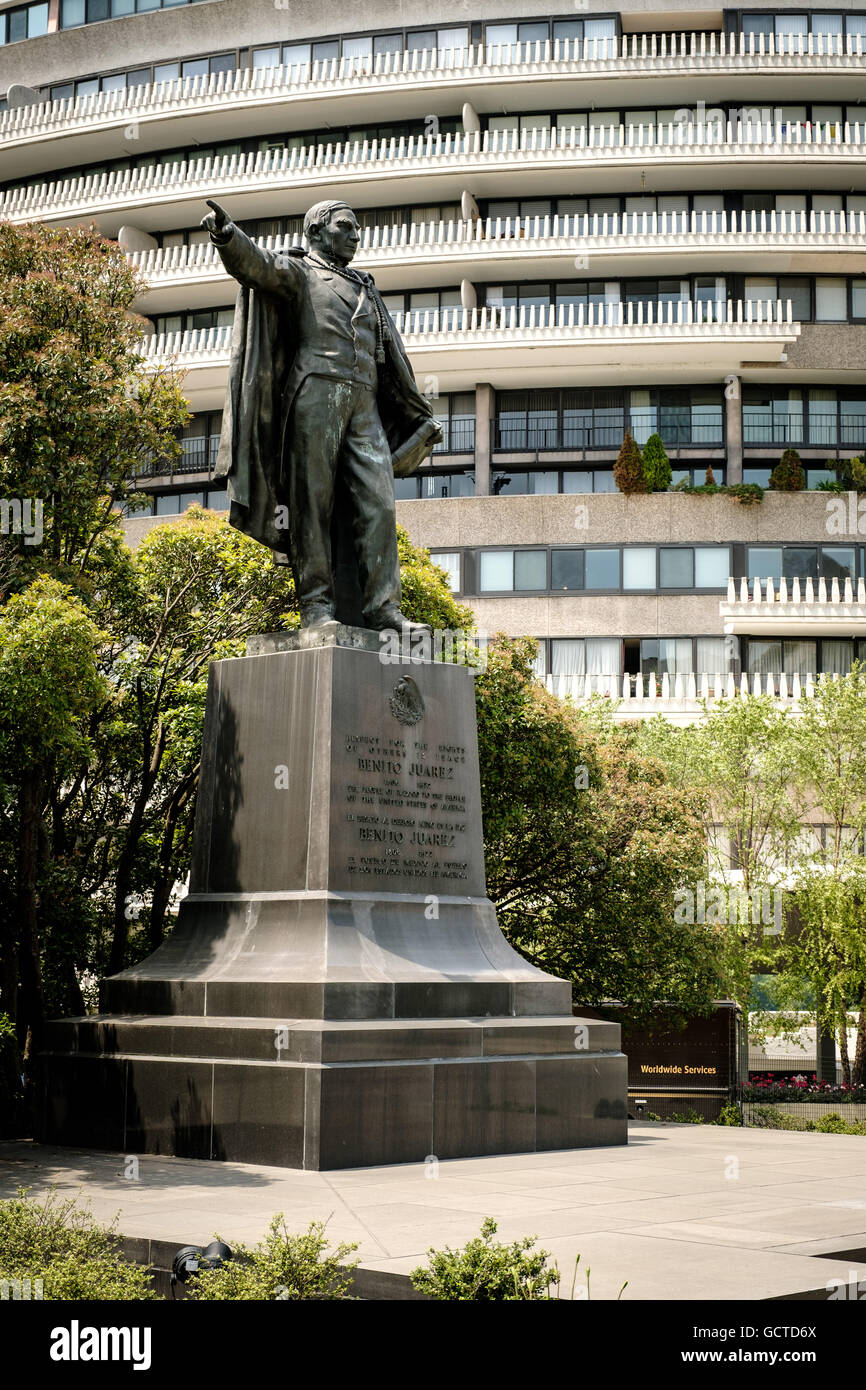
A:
304;200;361;266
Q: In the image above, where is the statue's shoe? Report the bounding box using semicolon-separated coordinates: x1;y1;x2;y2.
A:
301;607;340;632
366;607;432;634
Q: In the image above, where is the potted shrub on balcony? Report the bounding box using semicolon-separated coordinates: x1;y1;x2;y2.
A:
641;432;672;492
613;429;649;494
769;448;805;491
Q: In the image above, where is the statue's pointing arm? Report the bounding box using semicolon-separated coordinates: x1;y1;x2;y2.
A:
200;199;299;300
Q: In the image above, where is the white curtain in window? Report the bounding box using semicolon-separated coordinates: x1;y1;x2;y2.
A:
783;640;817;676
696;638;727;675
823;640;853;674
659;639;693;675
748;641;780;677
431;552;460;592
585;639;621;689
550;640;586;676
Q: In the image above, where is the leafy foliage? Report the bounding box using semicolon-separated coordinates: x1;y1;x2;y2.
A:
671;480;765;505
185;1217;357;1300
476;638;722;1023
0;1187;157;1299
410;1217;560;1300
831;455;866;492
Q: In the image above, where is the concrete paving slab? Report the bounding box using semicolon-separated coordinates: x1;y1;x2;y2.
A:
3;1124;866;1300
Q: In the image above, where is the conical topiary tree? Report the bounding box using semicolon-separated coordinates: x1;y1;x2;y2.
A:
613;429;649;494
641;432;672;492
705;465;717;486
769;448;805;491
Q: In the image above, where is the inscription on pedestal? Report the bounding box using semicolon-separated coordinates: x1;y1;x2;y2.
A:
341;732;470;881
328;656;487;896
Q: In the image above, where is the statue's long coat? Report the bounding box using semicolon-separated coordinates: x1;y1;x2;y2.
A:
212;237;440;558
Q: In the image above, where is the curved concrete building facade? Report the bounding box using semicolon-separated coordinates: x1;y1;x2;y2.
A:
3;0;866;718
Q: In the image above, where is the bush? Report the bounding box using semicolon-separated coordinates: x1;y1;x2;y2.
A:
715;1104;743;1126
833;455;866;492
613;430;649;495
410;1217;561;1300
705;466;717;486
769;448;805;491
641;433;672;492
672;480;764;505
747;1105;804;1130
185;1217;358;1300
669;1108;705;1124
809;1113;866;1136
0;1188;158;1300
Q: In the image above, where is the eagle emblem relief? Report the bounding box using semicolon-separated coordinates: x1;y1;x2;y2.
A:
389;676;425;725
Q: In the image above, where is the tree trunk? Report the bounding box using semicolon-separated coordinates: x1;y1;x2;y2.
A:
148;768;198;952
851;1001;866;1088
838;1010;852;1088
17;770;46;1058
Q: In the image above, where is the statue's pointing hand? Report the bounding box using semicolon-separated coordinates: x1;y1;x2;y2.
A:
201;199;233;243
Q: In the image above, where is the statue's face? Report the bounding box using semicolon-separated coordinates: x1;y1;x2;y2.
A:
313;207;361;265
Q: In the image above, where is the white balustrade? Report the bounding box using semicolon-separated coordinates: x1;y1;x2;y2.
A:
5;117;866;221
2;30;863;144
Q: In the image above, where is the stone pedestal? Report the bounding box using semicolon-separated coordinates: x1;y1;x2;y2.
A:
37;630;627;1169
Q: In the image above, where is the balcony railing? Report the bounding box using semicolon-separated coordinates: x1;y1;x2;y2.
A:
2;30;863;146
139;300;798;379
743;412;866;448
722;575;866;637
5;122;866;223
433;418;475;454
138;434;220;481
726;575;866;604
544;669;822;720
494;412;724;452
127;208;866;295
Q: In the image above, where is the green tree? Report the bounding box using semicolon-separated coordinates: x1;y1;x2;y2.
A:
476;637;721;1023
769;448;805;492
0;221;187;593
779;667;866;1083
641;432;672;491
0;578;107;1105
635;697;802;1009
613;429;648;495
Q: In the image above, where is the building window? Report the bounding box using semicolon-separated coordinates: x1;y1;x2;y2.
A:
0;1;49;43
429;552;461;592
479;550;546;592
421;392;475;454
61;0;203;25
746;546;856;583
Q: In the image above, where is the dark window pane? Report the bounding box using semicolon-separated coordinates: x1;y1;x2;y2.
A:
782;548;818;579
551;550;584;590
823;546;855;580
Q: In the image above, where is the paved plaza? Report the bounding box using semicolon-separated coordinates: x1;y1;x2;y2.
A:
3;1123;865;1300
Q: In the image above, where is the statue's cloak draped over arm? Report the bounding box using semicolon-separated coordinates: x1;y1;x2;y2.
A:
212;240;441;557
213;281;293;555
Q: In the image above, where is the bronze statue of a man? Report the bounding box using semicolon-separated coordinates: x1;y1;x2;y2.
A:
201;198;442;630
